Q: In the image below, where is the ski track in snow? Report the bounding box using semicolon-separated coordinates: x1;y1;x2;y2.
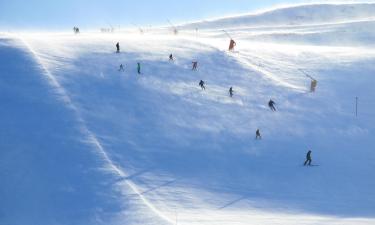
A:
17;35;175;224
193;38;307;92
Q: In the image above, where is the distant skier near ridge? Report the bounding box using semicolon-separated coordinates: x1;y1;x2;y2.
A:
304;150;312;166
118;64;124;71
255;129;262;140
268;99;276;111
73;27;80;34
229;87;234;97
199;80;205;90
192;61;198;70
169;54;174;61
116;42;120;53
137;62;141;74
229;39;236;51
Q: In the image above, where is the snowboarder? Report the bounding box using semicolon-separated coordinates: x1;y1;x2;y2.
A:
137;62;141;74
169;54;174;61
116;42;120;53
268;99;276;111
228;39;236;51
192;61;198;70
304;150;312;166
199;80;205;90
229;87;234;97
118;64;124;71
255;129;262;140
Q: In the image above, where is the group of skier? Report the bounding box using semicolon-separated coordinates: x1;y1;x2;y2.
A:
114;41;314;167
115;43;142;74
73;27;80;34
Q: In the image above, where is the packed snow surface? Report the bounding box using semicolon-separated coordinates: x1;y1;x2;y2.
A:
1;3;375;225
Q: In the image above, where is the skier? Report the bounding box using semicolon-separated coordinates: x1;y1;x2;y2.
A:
192;61;198;70
118;64;124;71
116;42;120;53
229;87;234;97
255;129;261;140
169;54;174;61
137;62;141;74
268;99;276;111
199;80;205;90
228;39;236;51
304;150;312;166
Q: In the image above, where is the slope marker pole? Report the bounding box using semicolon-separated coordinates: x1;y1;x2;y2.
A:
356;96;358;117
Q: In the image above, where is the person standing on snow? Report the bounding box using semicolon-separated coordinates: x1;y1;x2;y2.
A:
268;99;276;111
304;150;312;166
118;64;124;71
199;80;205;90
192;61;198;70
116;42;120;53
169;54;174;61
137;62;141;74
255;129;262;140
229;87;234;97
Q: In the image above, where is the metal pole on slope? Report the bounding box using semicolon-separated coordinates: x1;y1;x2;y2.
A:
131;23;144;34
299;69;314;80
299;69;317;92
222;29;232;39
106;22;115;33
222;30;237;51
356;96;358;117
167;19;178;35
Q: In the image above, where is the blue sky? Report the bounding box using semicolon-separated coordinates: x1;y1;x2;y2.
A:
0;0;362;30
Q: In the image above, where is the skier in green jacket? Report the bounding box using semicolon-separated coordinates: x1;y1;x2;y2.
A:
137;62;141;74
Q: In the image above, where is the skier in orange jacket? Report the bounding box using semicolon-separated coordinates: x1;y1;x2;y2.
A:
229;39;236;51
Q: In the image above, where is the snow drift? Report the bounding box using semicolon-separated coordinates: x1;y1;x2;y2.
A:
182;3;375;28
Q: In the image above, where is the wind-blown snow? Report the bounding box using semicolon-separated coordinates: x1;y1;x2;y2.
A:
182;3;375;28
1;3;375;225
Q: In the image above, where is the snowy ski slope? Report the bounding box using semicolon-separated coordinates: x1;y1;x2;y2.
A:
1;3;375;225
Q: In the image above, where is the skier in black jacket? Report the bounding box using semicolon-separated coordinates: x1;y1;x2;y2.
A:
199;80;205;90
116;42;120;53
268;99;276;111
192;61;198;70
229;87;234;97
118;64;124;71
304;150;312;166
255;129;262;140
